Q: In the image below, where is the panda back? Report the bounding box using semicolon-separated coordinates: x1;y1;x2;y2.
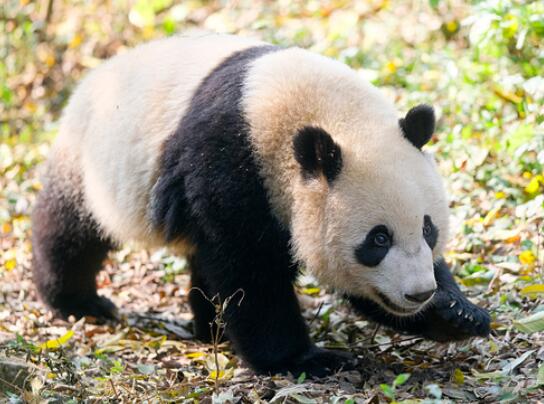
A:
53;34;263;245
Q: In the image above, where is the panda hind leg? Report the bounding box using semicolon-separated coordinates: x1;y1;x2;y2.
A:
31;166;117;321
188;253;228;343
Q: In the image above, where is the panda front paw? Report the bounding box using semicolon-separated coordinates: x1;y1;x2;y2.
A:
287;347;357;378
423;290;490;342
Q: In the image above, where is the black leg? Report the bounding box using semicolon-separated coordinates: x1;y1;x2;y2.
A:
188;254;222;342
348;258;490;342
192;242;354;377
32;172;117;321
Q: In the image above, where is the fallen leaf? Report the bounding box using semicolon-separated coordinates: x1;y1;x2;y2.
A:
453;368;464;385
513;311;544;334
519;250;536;265
501;350;534;375
40;330;74;350
519;284;544;297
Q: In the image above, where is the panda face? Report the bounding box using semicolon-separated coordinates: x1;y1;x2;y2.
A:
321;152;448;316
291;106;449;317
352;218;440;315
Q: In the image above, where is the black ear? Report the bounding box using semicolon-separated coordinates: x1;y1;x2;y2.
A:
399;104;435;149
293;126;342;183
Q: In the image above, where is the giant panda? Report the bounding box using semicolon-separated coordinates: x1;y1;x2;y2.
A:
32;34;491;377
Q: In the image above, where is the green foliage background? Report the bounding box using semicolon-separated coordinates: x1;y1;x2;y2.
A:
1;0;543;402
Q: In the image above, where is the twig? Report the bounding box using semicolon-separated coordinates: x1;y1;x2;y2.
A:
190;287;245;391
109;378;119;400
370;324;381;344
45;0;54;24
0;375;23;393
309;301;325;327
349;335;422;350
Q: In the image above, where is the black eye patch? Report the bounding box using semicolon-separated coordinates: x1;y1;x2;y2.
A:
355;225;392;267
423;215;438;249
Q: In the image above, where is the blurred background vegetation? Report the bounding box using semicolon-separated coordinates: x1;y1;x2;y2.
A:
1;0;543;402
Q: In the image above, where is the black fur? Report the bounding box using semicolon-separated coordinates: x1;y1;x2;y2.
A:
293;126;343;183
354;225;392;267
152;46;353;376
399;104;435;149
423;215;438;250
348;258;491;341
32;164;117;320
188;253;227;343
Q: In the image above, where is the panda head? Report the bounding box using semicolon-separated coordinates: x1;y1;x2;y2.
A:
291;104;449;317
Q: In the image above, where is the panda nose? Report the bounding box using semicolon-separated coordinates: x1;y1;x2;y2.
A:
405;289;436;303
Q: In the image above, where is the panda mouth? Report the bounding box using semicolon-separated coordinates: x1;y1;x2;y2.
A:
375;290;418;315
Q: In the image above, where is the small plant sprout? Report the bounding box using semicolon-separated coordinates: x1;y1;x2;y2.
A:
380;373;411;401
190;287;245;390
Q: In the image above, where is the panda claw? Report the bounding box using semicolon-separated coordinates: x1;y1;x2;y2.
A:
449;301;457;308
457;309;463;316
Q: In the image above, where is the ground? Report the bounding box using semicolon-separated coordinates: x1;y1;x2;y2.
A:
1;0;543;402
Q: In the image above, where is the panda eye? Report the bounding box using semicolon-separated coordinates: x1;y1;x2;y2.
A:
423;215;438;249
373;232;391;248
355;225;391;267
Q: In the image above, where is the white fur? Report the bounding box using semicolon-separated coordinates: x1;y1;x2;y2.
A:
53;34;262;248
243;48;449;315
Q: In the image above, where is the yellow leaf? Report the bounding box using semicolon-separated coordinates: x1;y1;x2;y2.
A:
208;370;225;379
453;368;464;385
301;287;321;295
385;60;397;74
522;171;532;179
489;339;499;353
519;251;536;265
69;34;82;49
45;54;56;67
502;13;518;38
40;330;74;350
185;351;206;359
57;330;74;344
495;191;506;199
483;206;500;226
446;20;458;32
520;284;544;297
142;26;155;39
1;222;12;234
208;367;234;381
493;86;522;104
525;175;543;195
24;101;37;113
5;259;16;271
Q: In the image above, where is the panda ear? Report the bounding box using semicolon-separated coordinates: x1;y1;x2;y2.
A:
399;104;435;149
293;126;342;184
